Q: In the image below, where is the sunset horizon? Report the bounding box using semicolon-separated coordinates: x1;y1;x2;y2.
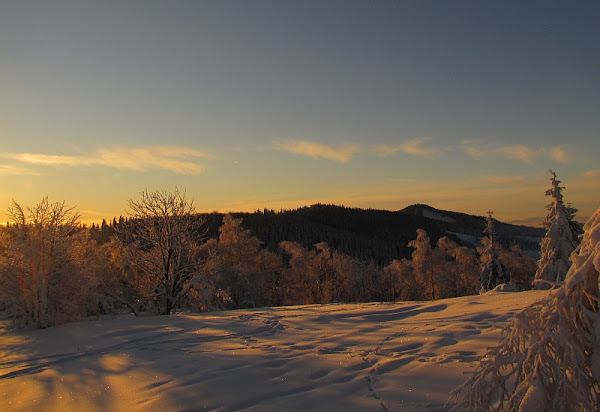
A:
1;1;598;227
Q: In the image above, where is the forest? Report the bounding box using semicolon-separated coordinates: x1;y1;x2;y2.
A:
0;172;580;329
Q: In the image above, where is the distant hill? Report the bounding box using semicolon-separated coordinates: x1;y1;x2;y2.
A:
94;203;546;266
214;204;544;264
400;204;545;251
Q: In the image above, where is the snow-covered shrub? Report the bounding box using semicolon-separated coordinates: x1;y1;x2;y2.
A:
449;207;600;411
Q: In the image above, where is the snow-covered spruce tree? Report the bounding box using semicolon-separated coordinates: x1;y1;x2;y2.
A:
448;207;600;411
534;170;582;289
479;211;510;292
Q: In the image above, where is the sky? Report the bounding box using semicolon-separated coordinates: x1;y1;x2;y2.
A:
1;0;599;226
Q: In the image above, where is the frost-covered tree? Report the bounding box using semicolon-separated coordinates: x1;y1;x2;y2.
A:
408;229;434;300
279;240;379;305
118;188;206;315
499;243;537;291
0;198;98;328
199;215;283;309
452;244;481;296
383;259;412;301
449;206;600;411
534;170;582;289
403;230;480;300
479;211;510;292
433;236;480;298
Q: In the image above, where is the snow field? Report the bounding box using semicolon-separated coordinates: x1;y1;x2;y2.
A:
0;290;548;412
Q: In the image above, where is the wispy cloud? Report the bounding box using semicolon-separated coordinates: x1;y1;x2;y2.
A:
2;146;213;175
371;144;401;158
494;145;540;162
373;138;441;159
549;146;569;164
583;168;600;179
399;138;442;159
0;164;39;176
459;140;488;160
460;140;570;164
274;140;359;163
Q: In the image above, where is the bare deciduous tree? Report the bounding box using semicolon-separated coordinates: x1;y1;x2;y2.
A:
119;188;206;315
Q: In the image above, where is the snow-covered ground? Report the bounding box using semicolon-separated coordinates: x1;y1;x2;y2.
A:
0;290;549;412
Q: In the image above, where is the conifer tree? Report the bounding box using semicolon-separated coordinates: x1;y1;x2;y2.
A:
534;170;582;289
449;206;600;411
479;211;510;292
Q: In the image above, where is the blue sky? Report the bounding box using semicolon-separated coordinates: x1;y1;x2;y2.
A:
1;1;599;225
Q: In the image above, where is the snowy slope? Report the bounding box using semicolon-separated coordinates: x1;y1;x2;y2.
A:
422;209;455;224
0;290;548;412
446;231;478;246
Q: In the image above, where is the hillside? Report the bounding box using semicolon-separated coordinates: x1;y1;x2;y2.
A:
216;204;544;263
0;289;549;412
400;204;545;254
93;203;545;265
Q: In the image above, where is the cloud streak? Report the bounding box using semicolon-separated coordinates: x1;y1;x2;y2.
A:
398;138;442;159
274;138;570;165
583;169;600;179
460;140;570;164
0;164;39;176
373;138;442;159
274;140;359;163
494;145;541;162
549;147;569;164
2;146;213;175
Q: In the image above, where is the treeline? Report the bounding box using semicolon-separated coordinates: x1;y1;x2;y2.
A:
0;192;538;329
90;204;542;265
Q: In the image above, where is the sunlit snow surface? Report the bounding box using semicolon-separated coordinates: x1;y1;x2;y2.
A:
0;290;548;411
